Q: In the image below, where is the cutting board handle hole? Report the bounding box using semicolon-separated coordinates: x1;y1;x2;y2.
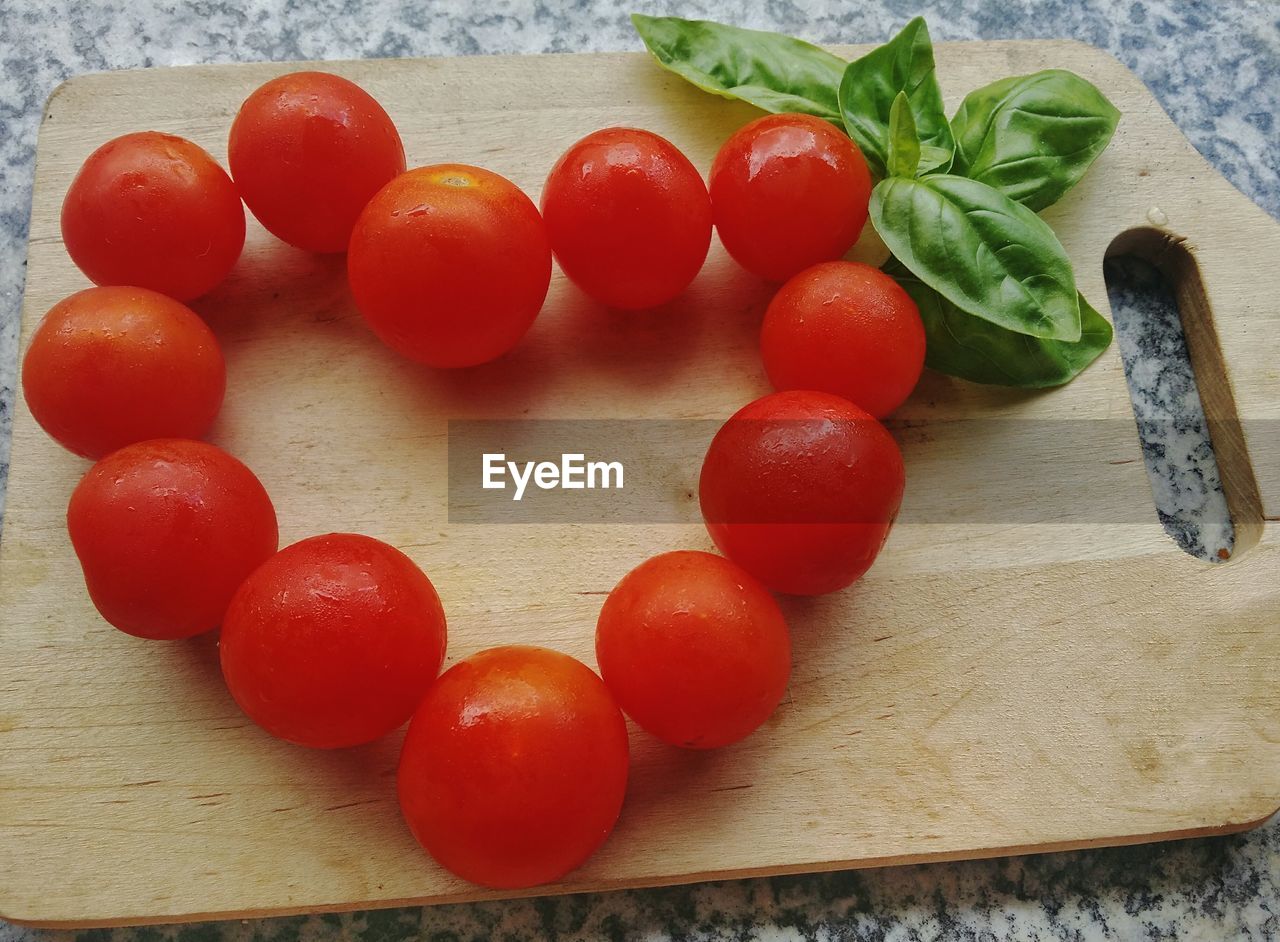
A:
1104;227;1264;561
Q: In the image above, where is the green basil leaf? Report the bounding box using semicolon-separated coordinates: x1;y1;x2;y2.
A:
950;69;1120;211
631;14;846;122
870;174;1082;341
919;145;954;173
887;91;921;178
889;262;1112;386
837;17;954;178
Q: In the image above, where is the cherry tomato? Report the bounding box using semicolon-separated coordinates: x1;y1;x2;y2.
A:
21;286;225;459
220;533;447;749
596;550;791;749
229;71;406;253
61;132;246;301
348;165;552;368
761;261;926;419
397;645;629;889
709;114;871;282
699;390;904;596
67;439;278;640
541;128;712;309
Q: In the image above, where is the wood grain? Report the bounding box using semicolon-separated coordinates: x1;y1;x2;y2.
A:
1;41;1277;928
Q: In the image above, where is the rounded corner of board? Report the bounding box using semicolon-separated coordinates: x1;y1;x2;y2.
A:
42;71;97;125
1227;802;1280;835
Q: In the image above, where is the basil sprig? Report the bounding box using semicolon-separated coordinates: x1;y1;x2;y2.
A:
632;14;1120;388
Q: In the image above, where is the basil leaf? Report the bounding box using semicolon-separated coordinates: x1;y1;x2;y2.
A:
631;14;847;122
837;17;954;178
870;174;1082;341
889;263;1112;386
919;145;954;173
950;69;1120;211
887;91;921;178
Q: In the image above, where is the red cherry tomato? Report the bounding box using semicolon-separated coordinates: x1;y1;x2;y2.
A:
21;286;225;459
596;550;791;749
761;261;926;418
709;114;871;282
228;71;406;253
67;439;278;640
61;132;246;301
220;533;447;749
541;128;712;309
348;165;552;368
397;645;629;889
699;390;904;596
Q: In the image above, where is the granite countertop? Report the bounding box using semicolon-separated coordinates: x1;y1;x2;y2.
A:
1;1;1277;939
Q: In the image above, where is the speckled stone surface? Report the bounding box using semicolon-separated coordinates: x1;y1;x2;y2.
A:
1;1;1277;939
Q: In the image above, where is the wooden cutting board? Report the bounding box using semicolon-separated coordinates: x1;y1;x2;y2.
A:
1;40;1277;928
